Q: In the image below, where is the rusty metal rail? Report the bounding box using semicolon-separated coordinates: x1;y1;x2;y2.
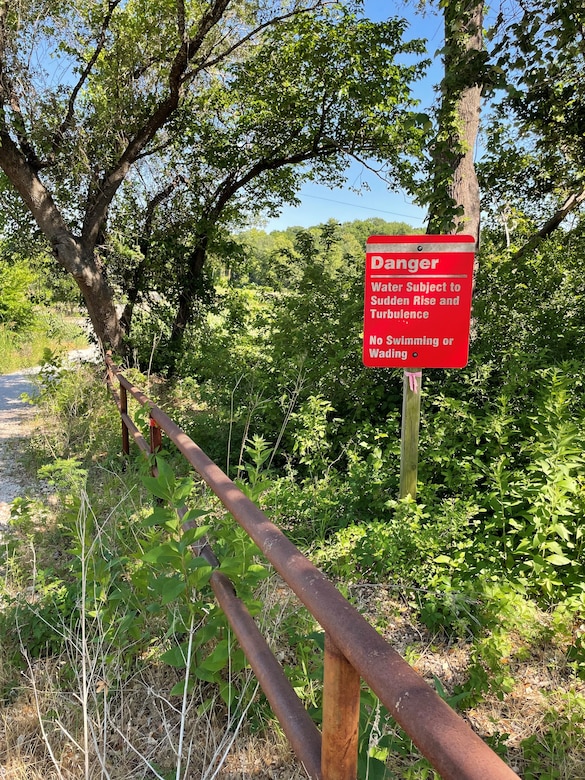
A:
105;354;520;780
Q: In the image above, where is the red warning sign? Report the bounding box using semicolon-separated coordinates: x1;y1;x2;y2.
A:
363;235;475;369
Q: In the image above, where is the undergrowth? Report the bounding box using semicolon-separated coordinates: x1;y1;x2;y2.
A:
1;290;585;777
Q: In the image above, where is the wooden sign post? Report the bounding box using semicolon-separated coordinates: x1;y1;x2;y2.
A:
363;235;475;499
400;368;423;499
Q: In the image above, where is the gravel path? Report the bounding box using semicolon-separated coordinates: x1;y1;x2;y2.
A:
0;367;39;527
0;347;99;528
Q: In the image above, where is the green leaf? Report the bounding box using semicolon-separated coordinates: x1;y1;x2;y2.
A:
198;639;230;673
546;553;573;567
219;558;243;577
193;665;219;683
170;677;196;696
141;506;176;528
142;458;176;502
180;525;210;549
161;577;186;605
160;643;189;668
142;542;181;565
173;476;195;504
181;508;210;525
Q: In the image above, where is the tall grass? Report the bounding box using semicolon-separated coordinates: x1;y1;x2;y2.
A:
1;487;291;779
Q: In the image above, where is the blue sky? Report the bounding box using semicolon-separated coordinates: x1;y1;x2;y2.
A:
261;0;444;232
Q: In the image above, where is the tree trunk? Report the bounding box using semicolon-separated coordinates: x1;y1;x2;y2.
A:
63;241;124;352
165;237;209;374
427;0;483;244
449;80;482;242
0;131;124;351
47;233;123;352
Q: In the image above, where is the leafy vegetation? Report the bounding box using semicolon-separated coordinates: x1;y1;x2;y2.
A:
0;248;87;373
2;211;585;777
1;0;584;775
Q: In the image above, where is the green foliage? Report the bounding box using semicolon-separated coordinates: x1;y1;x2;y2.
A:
4;204;585;777
175;219;406;477
0;309;87;374
473;231;585;360
117;453;269;704
3;578;78;660
24;353;119;466
486;0;585;207
171;223;585;624
0;258;36;330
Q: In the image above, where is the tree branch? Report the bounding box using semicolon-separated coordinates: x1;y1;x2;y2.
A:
0;2;44;170
81;0;233;245
120;176;186;332
511;188;585;260
206;140;339;222
81;0;332;248
0;2;9;117
0;128;81;266
198;1;328;73
50;0;123;157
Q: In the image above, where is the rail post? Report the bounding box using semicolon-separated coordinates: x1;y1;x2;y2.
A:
321;633;360;780
120;385;130;456
149;413;162;478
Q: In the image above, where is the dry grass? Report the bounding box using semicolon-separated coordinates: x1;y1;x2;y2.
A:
350;582;585;778
0;499;308;780
2;574;585;779
0;649;304;779
1;427;584;778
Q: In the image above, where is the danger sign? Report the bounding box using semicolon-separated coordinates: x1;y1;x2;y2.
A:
363;235;475;369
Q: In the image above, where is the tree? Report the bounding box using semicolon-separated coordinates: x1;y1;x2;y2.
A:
479;0;585;254
136;10;426;362
0;0;426;355
424;0;485;242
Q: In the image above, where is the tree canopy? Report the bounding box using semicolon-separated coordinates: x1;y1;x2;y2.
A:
0;0;427;354
479;0;585;250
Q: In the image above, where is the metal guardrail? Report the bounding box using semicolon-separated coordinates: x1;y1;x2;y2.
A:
105;354;520;780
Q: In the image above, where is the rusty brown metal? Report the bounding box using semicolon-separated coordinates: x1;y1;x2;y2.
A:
321;634;360;780
105;360;149;454
105;356;521;780
106;355;320;775
210;570;322;780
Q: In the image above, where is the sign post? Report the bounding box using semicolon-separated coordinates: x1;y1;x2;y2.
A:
362;235;475;498
400;368;422;498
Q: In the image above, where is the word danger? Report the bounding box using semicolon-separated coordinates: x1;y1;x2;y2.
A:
369;255;440;273
363;234;475;368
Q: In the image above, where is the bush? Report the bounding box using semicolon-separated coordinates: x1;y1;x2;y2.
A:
0;259;36;330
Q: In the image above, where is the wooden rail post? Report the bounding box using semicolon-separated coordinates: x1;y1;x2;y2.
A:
120;385;130;456
149;413;162;478
321;633;360;780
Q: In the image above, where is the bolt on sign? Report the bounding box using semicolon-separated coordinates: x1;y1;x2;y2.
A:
363;235;476;369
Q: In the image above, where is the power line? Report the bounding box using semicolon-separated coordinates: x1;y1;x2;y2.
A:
299;193;426;222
